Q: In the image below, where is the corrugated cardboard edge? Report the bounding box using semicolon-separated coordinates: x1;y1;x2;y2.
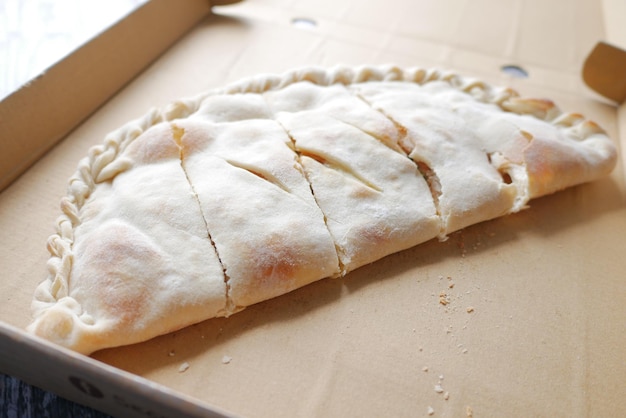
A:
0;323;235;418
0;0;215;193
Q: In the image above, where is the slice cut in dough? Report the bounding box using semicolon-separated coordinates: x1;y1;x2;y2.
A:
172;118;340;310
353;81;521;235
29;123;228;355
264;82;440;273
27;65;618;354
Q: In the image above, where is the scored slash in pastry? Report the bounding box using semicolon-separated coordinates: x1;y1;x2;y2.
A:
27;65;617;354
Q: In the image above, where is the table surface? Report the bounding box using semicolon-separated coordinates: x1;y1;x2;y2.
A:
1;373;113;418
1;1;143;417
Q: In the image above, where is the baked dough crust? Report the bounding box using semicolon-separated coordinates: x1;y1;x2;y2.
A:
27;65;617;354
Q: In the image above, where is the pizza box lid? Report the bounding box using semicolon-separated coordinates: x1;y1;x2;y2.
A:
1;0;626;417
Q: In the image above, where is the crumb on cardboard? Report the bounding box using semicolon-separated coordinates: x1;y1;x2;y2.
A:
427;406;435;415
434;384;444;393
222;355;232;364
466;406;474;417
466;306;475;313
178;362;190;373
439;291;450;305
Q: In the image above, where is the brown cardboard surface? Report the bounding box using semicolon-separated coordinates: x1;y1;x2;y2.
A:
1;0;626;417
583;41;626;103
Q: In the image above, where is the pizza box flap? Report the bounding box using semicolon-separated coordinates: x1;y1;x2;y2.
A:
583;42;626;103
1;0;626;417
582;0;626;104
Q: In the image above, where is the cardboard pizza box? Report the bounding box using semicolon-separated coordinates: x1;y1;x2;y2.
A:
1;0;625;417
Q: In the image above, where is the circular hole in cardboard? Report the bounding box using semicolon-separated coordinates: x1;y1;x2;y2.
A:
291;17;317;29
501;64;529;78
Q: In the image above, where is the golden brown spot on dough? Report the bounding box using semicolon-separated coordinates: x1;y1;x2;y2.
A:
349;185;379;199
359;224;392;246
78;223;158;327
582;120;606;135
525;98;555;111
523;139;567;197
259;258;297;282
250;234;299;283
503;97;556;120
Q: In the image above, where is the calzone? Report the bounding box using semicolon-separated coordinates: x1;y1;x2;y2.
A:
27;66;617;354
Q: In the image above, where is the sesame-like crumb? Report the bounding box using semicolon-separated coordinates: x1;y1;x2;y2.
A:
434;384;444;393
222;355;232;364
466;306;475;313
466;406;474;417
427;406;435;415
178;362;190;373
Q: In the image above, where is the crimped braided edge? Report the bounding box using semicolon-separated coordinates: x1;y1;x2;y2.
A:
31;64;606;322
